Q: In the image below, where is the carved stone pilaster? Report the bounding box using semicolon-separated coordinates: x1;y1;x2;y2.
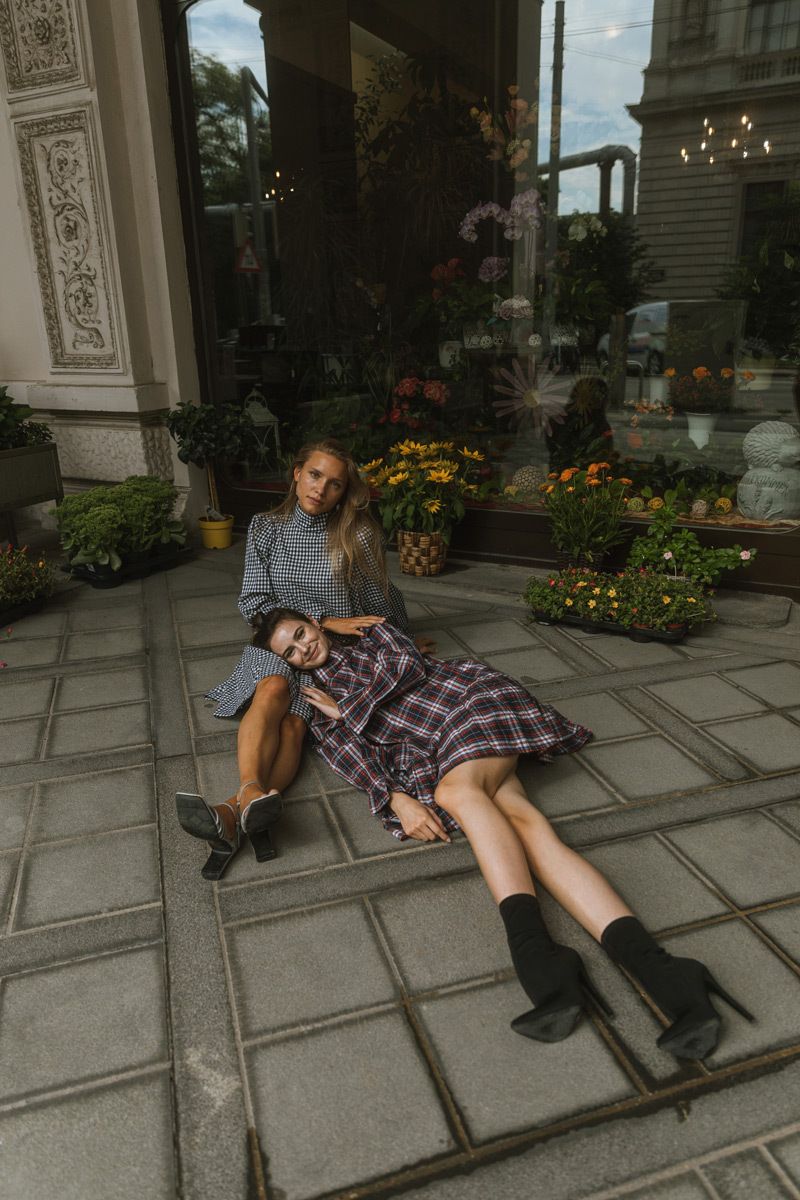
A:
47;416;174;483
0;0;84;96
14;107;123;371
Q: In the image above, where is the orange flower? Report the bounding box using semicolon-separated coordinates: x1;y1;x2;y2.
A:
627;432;644;450
741;370;755;382
692;366;710;379
620;477;633;485
585;478;602;486
559;470;572;482
546;484;555;494
586;463;599;476
664;367;675;377
597;462;611;469
720;367;734;378
547;472;559;479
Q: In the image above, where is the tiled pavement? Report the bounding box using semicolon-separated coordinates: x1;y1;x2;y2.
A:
1;542;800;1200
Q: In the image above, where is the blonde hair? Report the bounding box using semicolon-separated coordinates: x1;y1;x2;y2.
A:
267;438;389;598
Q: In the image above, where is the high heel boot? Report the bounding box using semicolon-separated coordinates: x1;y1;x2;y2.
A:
600;916;754;1060
500;894;611;1043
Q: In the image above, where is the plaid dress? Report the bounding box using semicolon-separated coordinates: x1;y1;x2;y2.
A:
309;623;592;838
206;503;410;721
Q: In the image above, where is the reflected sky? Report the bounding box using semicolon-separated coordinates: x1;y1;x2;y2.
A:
185;0;650;211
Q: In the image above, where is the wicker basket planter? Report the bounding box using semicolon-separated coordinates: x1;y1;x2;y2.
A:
397;530;448;576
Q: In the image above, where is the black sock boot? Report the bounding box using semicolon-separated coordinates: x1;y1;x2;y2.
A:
499;893;610;1042
601;917;754;1059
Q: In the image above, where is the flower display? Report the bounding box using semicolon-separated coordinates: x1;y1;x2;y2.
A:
387;377;451;429
663;366;736;414
492;357;570;438
459;188;542;243
539;465;632;561
0;545;58;608
470;86;537;181
496;294;534;320
524;567;713;632
627;498;757;584
478;256;510;283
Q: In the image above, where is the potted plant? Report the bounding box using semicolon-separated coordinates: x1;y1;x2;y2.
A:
387;377;451;430
0;388;62;538
627;498;756;585
114;476;187;565
0;544;59;623
164;401;254;548
663;366;735;448
540;462;632;568
364;438;497;575
54;498;125;586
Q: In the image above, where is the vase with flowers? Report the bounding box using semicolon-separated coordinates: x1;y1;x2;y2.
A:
664;366;735;448
363;439;495;575
539;462;632;567
427;256;512;350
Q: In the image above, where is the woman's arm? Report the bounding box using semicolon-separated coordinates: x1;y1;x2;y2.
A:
238;516;280;618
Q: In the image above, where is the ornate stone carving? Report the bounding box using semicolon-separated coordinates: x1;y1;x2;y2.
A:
142;426;174;481
0;0;83;96
51;421;174;483
737;421;800;521
15;108;123;371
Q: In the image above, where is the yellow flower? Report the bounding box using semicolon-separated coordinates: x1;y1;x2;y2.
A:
607;588;617;597
504;485;519;495
427;469;455;484
575;581;587;588
38;561;44;568
662;595;671;604
429;441;454;453
611;601;618;608
362;457;383;472
388;470;409;485
423;499;442;513
459;446;484;461
588;599;597;608
688;597;696;603
565;598;574;606
592;587;601;595
715;497;732;513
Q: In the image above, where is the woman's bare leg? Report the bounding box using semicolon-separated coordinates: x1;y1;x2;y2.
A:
492;769;633;941
434;756;535;904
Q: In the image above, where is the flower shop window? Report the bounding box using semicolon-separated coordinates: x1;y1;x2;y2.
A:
170;0;800;545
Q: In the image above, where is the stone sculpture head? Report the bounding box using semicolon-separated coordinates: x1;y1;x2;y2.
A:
737;421;800;521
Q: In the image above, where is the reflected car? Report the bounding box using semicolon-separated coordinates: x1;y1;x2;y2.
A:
597;303;667;375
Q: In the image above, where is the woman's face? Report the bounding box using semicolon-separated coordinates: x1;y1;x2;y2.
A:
270;617;332;668
293;452;349;515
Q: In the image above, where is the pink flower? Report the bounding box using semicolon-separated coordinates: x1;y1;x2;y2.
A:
740;550;751;560
663;551;673;560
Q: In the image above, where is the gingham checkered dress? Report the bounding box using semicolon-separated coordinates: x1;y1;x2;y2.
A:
206;503;410;721
309;623;592;838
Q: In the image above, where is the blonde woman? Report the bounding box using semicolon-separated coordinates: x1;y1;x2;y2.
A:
176;438;428;878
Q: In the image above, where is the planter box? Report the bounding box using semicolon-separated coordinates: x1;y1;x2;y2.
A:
0;443;63;514
531;608;689;644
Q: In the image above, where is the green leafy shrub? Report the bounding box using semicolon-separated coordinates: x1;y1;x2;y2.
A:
0;387;53;451
627;500;756;585
52;476;185;569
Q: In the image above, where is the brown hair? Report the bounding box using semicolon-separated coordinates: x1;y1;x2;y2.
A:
267;437;388;599
250;606;309;655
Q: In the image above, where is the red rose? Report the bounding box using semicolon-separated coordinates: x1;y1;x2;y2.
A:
389;409;402;423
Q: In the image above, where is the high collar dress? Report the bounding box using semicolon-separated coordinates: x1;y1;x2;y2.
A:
206;503;410;721
308;623;592;839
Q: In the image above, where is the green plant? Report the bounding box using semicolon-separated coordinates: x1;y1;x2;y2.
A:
52;476;185;569
164;401;254;511
663;366;735;414
114;476;185;553
365;437;497;541
524;566;712;630
55;500;124;570
0;544;58;606
0;387;53;451
627;500;756;585
541;461;631;561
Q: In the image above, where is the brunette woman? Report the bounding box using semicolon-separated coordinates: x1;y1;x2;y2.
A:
258;609;754;1060
176;438;429;879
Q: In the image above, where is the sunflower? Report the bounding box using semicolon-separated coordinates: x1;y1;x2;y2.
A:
427;468;456;484
459;446;485;461
423;499;442;513
387;470;410;485
362;457;383;472
492;358;570;438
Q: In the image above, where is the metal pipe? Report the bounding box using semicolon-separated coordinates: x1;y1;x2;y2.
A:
537;143;637;215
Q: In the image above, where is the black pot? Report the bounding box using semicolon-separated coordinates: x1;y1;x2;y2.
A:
0;597;47;625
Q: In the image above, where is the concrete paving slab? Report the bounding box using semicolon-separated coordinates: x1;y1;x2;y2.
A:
45;701;151;757
54;666;147;711
415;979;636;1143
0;635;62;667
67;602;143;631
171;592;242;621
63;627;145;661
182;650;244;695
0;849;19;926
14;826;160;929
579;636;684;669
646;675;768;722
751;902;800;965
193;747;322;806
0;677;53;718
455;619;542;654
713;589;793;628
552;692;650;740
583;835;730;931
665;813;800;908
0;1072;176;1200
4;609;67;637
581;735;718;801
699;1148;794;1199
166;564;242;594
0;945;167;1101
215;797;347;887
707;713;800;772
605;1176;711;1200
770;800;800;838
1;715;46;763
405;599;435;619
517;753;619;817
328;786;418;858
247;1012;455;1200
678;639;736;658
188;693;233;736
30;765;155;842
309;752;355;793
67;578;144;602
178;614;251;647
228;900;397;1036
661;921;800;1068
771;1133;800;1189
372;873;509;993
484;645;579;682
722;662;800;708
418;628;471;658
2;785;33;847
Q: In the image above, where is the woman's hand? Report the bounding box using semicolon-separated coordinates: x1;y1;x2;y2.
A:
414;635;437;655
299;685;342;720
321;615;386;637
390;792;451;842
